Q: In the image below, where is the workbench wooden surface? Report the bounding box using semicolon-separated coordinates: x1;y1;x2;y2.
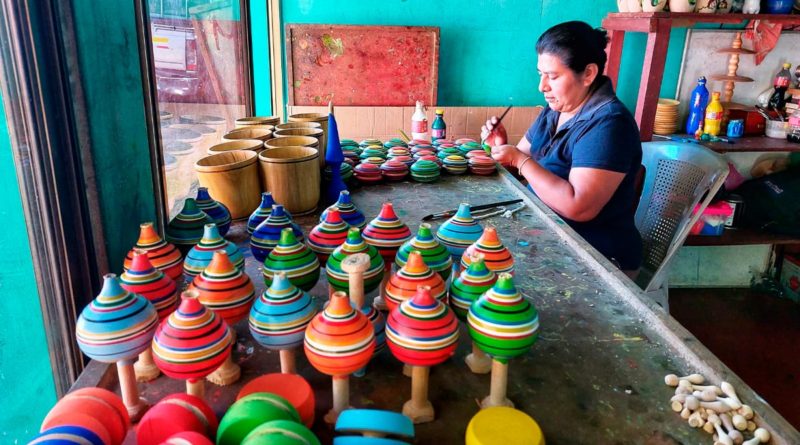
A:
75;170;800;444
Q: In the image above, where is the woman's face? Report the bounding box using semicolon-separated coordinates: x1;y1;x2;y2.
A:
537;52;596;114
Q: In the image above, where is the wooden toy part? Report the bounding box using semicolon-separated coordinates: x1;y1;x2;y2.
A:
117;361;148;421
720;413;744;445
732;414;747;431
480;360;514;409
721;382;743;407
187;378;205;399
325;375;351;424
207;328;241;385
236;373;315;427
333;437;410;445
41;388;129;445
164;431;214;445
40;414;113;445
741;428;770;445
465;406;545;445
739;405;754;420
465;343;492;374
134;348;161;382
403;365;434;424
374;276;390;311
334;409;415;440
279;349;296;374
342;253;371;309
664;373;705;386
712;419;734;445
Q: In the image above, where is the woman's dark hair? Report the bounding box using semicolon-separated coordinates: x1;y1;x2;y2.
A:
536;21;609;76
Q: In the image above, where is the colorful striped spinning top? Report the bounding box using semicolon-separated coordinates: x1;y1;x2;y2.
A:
392;155;414;167
137;393;218;445
362;156;386;166
359;138;382;148
321;190;366;229
461;226;514;275
196;187;231;237
189;250;256;326
184;224;244;278
166;198;214;255
386;285;459;367
308;207;350;264
412;149;436;160
353;162;382;184
249;272;316;350
396;223;453;281
363;304;386;354
409;159;440;183
443;155;468;175
380;159;409;181
449;254;497;321
262;228;321;292
152;291;232;380
384;138;408;149
341;139;359;148
385;251;446;312
304;292;375;376
125;222;183;282
326;228;385;294
435;203;483;260
76;274;159;363
250;204;304;263
120;250;178;320
469;155;497;175
467;273;539;362
325;163;354;183
247;192;276;234
362;202;412;265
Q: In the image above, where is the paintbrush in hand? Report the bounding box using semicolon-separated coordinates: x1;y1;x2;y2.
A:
481;105;513;151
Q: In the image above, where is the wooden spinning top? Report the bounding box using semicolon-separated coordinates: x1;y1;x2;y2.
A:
249;272;316;374
137;393;218;445
396;223;453;281
362;202;412;264
321;190;366;229
184;223;244;278
166;198;214;255
247;192;276;234
124;222;183;281
450;254;497;375
385;251;447;312
462;226;514;275
386;285;459;423
195;187;232;237
308;207;350;264
468;273;539;408
262;228;321;292
326;228;385;294
250;204;305;263
152;290;233;398
190;250;256;326
436;203;483;261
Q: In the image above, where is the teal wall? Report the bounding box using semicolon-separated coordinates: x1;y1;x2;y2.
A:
72;0;158;269
280;0;686;111
0;90;57;441
251;0;272;115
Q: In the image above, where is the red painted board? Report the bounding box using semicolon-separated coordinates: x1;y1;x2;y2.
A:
285;24;439;106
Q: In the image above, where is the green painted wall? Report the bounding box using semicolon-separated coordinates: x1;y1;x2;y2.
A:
251;0;272;115
280;0;685;110
72;0;158;268
0;90;57;441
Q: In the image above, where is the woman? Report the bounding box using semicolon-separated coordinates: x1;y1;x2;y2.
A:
483;21;643;272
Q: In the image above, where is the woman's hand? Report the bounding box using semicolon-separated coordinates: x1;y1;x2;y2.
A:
481;116;508;146
490;144;526;168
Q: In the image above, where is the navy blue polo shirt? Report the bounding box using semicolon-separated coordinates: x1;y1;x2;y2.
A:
525;76;643;270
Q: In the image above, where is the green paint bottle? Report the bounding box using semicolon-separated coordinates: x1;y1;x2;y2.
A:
431;108;446;142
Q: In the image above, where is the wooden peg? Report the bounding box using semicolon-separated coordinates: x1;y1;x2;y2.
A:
665;373;705;386
187;378;205;399
325;375;351;424
403;365;434;424
280;349;296;374
711;418;733;445
688;411;705;428
692;384;723;395
207;328;240;385
746;421;757;432
481;360;514;409
117;360;148;422
731;413;747;431
742;428;770;445
738;404;754;420
701;400;734;413
721;382;742;407
680;407;692;420
465;343;492;375
720;413;744;445
134;347;161;382
694;389;719;402
342;253;371;310
671;400;684;412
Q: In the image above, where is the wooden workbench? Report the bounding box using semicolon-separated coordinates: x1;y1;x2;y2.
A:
74;169;800;444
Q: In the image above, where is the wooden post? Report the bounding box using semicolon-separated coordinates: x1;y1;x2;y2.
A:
403;365;435;424
481;360;514;409
207;327;241;385
134;347;161;382
373;265;391;311
465;342;492;374
187;378;205;399
342;253;370;310
325;375;350;424
117;361;148;421
635;19;671;142
279;349;296;374
605;29;625;89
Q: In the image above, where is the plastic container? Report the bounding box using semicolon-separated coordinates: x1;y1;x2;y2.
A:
766;119;788;139
704;91;723;136
690;201;734;236
411;100;428;141
686;77;709;135
431;108;446;142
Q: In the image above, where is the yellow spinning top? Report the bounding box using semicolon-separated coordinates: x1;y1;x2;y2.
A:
466;407;544;445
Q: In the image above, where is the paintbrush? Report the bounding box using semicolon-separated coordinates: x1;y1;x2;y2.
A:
421;199;523;221
481;105;514;149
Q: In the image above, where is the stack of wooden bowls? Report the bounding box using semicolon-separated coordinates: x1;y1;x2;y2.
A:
653;99;679;135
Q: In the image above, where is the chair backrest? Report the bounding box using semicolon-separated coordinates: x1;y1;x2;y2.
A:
634;141;728;292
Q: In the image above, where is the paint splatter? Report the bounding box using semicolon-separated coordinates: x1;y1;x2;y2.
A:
321;34;344;58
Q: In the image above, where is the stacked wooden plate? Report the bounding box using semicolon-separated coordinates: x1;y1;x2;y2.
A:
654;99;680;135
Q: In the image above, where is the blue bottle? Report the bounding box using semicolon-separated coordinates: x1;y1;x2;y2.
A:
686;77;710;135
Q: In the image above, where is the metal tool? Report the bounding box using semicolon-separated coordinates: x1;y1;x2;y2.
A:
421;198;524;221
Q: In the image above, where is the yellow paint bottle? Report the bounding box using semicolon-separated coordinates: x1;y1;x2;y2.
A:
704;91;724;136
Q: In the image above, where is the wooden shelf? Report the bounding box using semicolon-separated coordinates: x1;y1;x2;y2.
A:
686;227;800;246
604;12;800;31
662;134;800;153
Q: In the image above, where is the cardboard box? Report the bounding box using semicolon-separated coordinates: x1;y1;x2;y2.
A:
780;254;800;303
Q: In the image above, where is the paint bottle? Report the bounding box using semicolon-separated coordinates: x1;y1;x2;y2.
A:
411;101;428;141
431;109;446;142
685;77;709;135
704;92;723;136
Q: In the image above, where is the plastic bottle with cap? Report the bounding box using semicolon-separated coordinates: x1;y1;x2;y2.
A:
431;109;446;142
411;101;429;141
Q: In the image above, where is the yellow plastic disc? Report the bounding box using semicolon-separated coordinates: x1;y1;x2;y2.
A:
465;407;545;445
